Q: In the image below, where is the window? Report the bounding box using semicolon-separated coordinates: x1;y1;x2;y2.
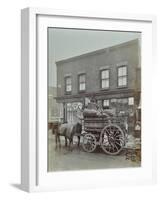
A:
118;66;127;87
101;69;109;89
85;97;90;106
97;100;103;109
128;97;134;105
66;103;73;122
111;98;117;103
116;98;128;114
66;102;83;123
103;99;109;108
117;98;128;104
65;76;72;93
78;74;86;91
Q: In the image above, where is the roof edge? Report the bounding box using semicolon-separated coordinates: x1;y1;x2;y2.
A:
56;38;139;65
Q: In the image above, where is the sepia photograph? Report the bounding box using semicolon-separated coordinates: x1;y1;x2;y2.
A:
47;28;141;172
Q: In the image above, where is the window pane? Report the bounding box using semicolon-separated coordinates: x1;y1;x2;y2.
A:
118;98;128;104
103;99;109;107
65;77;72;92
118;66;127;76
118;77;122;86
79;74;85;82
101;70;109;79
97;100;102;108
122;66;127;76
85;97;90;106
77;102;83;110
122;77;127;85
80;83;85;90
67;103;71;111
118;67;122;76
66;77;71;84
118;77;127;86
128;97;134;105
102;79;109;88
66;85;71;91
111;98;117;103
122;98;128;104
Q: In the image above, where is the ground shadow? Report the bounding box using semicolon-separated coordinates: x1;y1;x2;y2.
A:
10;183;24;192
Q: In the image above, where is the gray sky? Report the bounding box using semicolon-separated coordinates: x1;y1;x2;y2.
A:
48;28;141;87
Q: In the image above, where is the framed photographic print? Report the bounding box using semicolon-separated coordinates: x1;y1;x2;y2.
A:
21;8;156;192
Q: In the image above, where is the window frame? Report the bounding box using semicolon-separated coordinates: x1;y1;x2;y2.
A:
64;76;72;94
117;65;128;88
102;99;110;109
78;73;86;92
100;69;110;90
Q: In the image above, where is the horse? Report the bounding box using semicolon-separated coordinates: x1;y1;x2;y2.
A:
53;122;82;150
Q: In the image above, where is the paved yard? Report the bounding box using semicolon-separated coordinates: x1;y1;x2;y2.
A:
48;130;141;172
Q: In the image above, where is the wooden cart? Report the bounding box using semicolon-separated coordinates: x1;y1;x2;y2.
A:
82;111;127;155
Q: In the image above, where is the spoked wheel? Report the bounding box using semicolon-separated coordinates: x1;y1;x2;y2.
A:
100;124;125;155
82;133;97;153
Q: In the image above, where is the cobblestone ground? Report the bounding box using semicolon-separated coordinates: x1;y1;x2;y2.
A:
48;130;141;172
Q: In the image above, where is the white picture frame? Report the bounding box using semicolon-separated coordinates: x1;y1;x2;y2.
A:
21;7;157;192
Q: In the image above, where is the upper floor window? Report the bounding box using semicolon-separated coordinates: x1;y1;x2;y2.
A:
78;74;86;91
101;69;109;89
117;66;127;87
65;76;72;93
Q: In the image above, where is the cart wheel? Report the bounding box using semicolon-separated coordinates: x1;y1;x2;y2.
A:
82;133;97;153
100;124;125;155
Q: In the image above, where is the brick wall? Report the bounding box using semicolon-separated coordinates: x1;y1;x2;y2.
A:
56;39;140;98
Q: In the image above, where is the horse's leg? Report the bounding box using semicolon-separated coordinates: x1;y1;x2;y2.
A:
77;136;80;147
55;130;57;150
58;134;61;149
65;136;68;147
69;137;73;151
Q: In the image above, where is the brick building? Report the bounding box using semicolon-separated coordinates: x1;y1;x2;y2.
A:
55;39;141;134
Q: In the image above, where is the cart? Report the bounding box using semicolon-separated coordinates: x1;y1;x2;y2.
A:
81;105;127;155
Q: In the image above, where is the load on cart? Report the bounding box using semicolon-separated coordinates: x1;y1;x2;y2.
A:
81;97;128;155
